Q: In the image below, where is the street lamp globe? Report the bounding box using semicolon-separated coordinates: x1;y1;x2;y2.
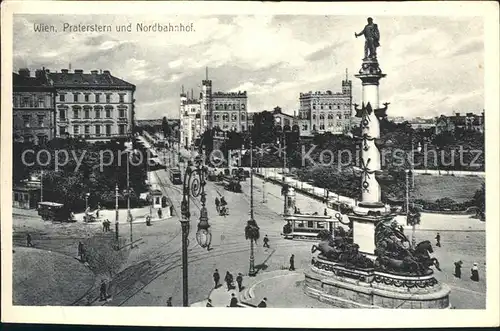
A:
196;210;211;249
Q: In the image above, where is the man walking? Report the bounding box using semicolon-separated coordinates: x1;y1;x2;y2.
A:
213;269;220;288
26;233;33;247
225;271;233;291
289;254;295;271
435;232;441;247
78;241;84;261
257;297;267;308
215;197;220;213
99;280;108;301
236;273;243;292
263;235;270;248
454;260;462;279
158;208;163;219
166;297;173;306
206;298;213;307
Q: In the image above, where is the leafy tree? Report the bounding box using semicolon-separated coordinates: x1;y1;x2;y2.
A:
162;116;171;138
251;111;276;146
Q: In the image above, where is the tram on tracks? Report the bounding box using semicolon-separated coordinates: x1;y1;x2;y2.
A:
282;214;346;240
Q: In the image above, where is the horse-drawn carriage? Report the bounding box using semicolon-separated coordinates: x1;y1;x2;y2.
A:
224;177;242;193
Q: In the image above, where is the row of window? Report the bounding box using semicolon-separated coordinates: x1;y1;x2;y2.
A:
301;124;350;131
213;104;246;111
59;124;127;136
213;113;246;122
59;93;126;103
311;113;350;120
58;108;127;121
20;114;46;128
14;96;49;109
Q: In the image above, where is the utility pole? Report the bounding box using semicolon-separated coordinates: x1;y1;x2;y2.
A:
115;183;119;242
249;139;256;276
40;169;43;202
127;148;132;247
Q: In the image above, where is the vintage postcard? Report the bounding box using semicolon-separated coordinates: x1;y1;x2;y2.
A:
1;0;499;328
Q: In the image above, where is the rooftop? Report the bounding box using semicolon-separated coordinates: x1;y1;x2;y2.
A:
48;69;135;89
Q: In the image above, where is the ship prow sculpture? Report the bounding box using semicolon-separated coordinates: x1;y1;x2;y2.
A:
304;18;451;309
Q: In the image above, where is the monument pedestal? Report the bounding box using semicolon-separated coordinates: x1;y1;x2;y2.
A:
304;256;451;309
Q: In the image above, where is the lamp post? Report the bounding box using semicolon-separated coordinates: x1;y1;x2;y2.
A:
40;170;43;202
248;139;257;277
85;193;90;218
180;158;211;307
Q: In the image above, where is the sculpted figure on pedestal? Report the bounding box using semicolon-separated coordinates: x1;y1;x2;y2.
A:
355;17;380;60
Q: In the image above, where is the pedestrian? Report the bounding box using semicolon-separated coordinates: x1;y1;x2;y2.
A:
470;263;479;281
99;280;108;301
257;297;267;308
289;254;295;271
166;297;173;306
102;220;107;232
454;260;462;279
435;232;441;247
220;233;226;245
26;233;33;247
324;208;328;216
225;271;233;291
158;208;163;219
263;234;270;248
215;197;220;213
236;273;243;292
213;269;220;288
206;298;213;307
229;293;238;307
78;241;84;260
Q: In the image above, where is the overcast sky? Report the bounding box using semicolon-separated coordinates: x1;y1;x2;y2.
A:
13;15;484;120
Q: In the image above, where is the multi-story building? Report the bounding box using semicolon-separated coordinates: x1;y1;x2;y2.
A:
13;68;56;145
298;74;352;136
49;69;136;140
272;106;297;129
435;112;485;135
179;91;202;147
180;70;248;147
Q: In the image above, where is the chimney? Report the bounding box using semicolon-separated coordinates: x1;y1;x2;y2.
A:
103;70;110;74
74;69;83;74
61;69;69;74
18;68;30;77
91;70;98;75
455;112;461;117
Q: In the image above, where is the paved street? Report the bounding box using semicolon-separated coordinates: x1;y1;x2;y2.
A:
11;151;486;308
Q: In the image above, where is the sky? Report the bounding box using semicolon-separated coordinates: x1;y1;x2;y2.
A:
13;15;484;120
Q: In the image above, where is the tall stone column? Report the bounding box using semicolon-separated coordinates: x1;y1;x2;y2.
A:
350;57;391;256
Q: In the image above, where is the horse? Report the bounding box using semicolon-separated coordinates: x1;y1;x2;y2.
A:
413;240;441;271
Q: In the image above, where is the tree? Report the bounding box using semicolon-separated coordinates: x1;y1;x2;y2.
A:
245;219;260;243
251;111;276;146
162;116;171;138
472;183;485;216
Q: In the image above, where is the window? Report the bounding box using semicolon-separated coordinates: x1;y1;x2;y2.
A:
95;108;100;119
231;113;237;121
37;97;45;108
241;104;245;109
84;94;90;102
119;108;126;118
73;108;80;119
105;108;111;118
317;222;325;229
319;114;325;120
337;114;342;120
336;122;342;127
22;115;31;128
222;113;229;122
119;94;124;103
74;125;80;135
84;108;90;119
241;125;245;131
241;114;246;121
37;115;44;127
105;124;111;136
302;124;308;131
59;109;66;121
73;94;78;102
345;114;350;119
106;94;111;103
319;124;325;130
118;124;126;135
84;125;90;137
329;105;332;110
37;135;47;145
95;94;101;103
21;97;30;107
214;114;220;121
328;114;334;119
14;193;19;202
312;114;316;120
60;94;65;102
95;125;101;136
307;221;314;228
59;126;66;135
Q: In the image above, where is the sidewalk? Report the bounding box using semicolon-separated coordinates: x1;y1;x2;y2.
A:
73;207;173;225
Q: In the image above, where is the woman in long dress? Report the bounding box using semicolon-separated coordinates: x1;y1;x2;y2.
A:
470;262;479;281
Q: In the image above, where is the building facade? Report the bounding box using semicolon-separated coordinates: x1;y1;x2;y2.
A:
49;69;136;140
180;71;248;147
272;106;297;129
13;68;56;145
435;112;485;135
298;76;352;136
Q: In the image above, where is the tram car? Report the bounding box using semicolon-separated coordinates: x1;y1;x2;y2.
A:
37;202;75;222
222;176;242;193
169;168;183;185
282;214;340;240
